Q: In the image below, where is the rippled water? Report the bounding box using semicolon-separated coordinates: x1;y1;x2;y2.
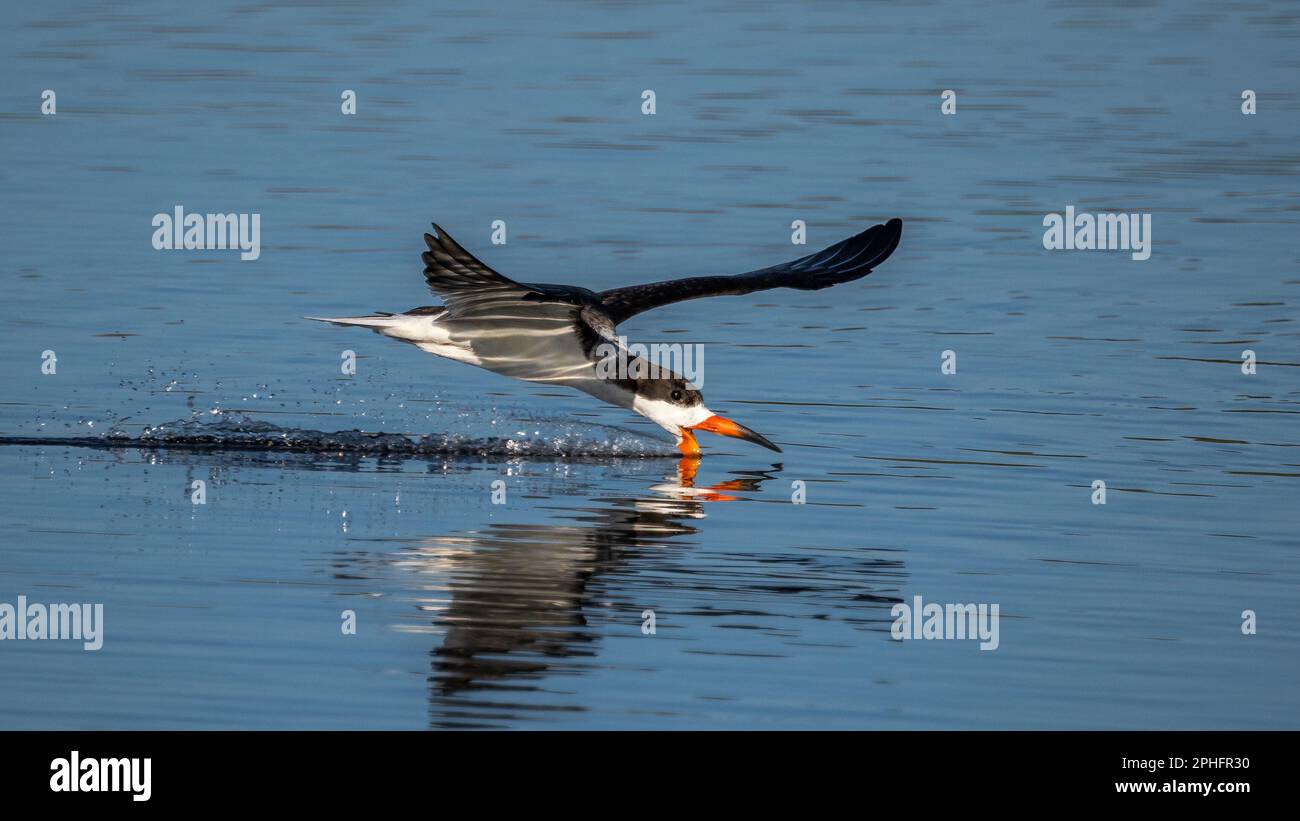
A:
1;1;1298;728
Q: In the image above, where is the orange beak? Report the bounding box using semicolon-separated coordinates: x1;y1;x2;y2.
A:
678;415;782;456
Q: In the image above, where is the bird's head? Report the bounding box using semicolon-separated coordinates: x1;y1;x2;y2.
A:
630;377;781;457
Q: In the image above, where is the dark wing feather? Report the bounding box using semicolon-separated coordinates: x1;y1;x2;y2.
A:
597;218;902;324
421;223;545;315
422;223;597;317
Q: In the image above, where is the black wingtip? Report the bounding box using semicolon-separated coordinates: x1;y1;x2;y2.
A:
821;217;901;278
881;216;903;259
855;217;902;272
874;217;902;243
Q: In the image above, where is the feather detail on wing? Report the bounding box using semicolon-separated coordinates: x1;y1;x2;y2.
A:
597;218;902;324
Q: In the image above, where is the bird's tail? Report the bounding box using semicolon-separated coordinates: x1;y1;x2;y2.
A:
304;313;398;329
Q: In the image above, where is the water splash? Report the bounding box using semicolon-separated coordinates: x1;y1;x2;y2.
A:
0;412;676;459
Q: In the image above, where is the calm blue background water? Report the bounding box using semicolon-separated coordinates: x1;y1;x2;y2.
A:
1;0;1297;728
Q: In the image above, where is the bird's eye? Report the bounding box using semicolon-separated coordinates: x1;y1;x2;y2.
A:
670;389;684;403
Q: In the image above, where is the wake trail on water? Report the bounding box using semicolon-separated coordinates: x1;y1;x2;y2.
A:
0;413;677;459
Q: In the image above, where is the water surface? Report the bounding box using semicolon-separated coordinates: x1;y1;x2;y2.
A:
1;0;1297;729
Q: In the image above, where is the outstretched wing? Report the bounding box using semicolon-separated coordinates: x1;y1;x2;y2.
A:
597;218;902;324
422;223;544;315
422;223;599;317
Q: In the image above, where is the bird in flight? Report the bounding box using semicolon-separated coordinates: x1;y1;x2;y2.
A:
309;218;903;457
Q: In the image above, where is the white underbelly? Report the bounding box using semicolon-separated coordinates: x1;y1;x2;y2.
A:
414;341;482;366
392;310;630;408
438;315;596;386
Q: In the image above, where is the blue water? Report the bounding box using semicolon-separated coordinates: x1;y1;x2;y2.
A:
1;0;1297;728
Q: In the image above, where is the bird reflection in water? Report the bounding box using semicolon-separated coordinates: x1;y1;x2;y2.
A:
393;457;780;727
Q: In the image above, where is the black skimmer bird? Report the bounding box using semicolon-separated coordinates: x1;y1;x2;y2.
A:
309;218;902;456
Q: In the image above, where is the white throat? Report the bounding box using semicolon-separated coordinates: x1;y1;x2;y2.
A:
632;395;713;435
